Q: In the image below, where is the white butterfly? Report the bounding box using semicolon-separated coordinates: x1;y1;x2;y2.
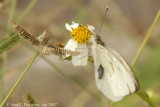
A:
92;35;140;101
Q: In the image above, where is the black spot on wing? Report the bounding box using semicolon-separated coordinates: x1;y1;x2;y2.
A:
98;65;104;79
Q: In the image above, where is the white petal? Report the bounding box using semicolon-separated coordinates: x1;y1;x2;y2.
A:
89;35;95;43
65;23;72;32
72;44;88;66
88;25;95;32
71;21;79;29
64;39;78;57
65;22;79;32
64;39;77;51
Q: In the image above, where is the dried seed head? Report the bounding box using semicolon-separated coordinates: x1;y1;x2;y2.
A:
37;30;49;45
9;21;40;46
55;42;65;48
47;42;65;48
38;44;80;56
0;33;20;53
47;42;55;48
8;21;80;56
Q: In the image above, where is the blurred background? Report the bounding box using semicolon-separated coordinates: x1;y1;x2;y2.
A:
0;0;160;107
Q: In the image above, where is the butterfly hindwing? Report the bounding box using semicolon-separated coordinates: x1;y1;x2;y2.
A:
92;43;140;101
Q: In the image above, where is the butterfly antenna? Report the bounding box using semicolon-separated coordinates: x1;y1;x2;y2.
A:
97;6;109;36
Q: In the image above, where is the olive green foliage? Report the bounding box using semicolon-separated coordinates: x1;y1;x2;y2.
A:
0;34;20;53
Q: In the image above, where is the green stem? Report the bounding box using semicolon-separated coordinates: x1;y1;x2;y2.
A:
131;11;160;107
16;0;39;24
132;10;160;66
8;0;17;21
0;0;38;103
0;51;39;107
0;54;7;103
7;0;17;33
137;90;156;107
0;0;17;103
110;101;113;107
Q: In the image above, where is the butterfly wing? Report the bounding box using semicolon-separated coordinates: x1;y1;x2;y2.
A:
92;44;140;101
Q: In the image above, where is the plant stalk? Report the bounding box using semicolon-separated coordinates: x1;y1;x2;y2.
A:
131;11;160;107
132;10;160;66
0;51;39;107
0;0;17;103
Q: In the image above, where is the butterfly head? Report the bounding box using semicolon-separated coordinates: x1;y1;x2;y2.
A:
95;35;105;46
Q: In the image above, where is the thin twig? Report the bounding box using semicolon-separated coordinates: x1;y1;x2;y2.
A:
131;11;160;107
132;10;160;66
0;0;17;103
16;0;39;24
137;90;156;107
110;10;160;107
0;51;39;107
7;0;17;33
0;0;39;105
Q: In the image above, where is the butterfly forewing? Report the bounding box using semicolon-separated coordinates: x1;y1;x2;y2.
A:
92;41;140;101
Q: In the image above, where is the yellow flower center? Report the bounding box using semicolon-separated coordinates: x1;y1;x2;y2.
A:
71;24;92;44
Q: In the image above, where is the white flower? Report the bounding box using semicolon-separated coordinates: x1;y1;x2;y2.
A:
64;21;95;66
